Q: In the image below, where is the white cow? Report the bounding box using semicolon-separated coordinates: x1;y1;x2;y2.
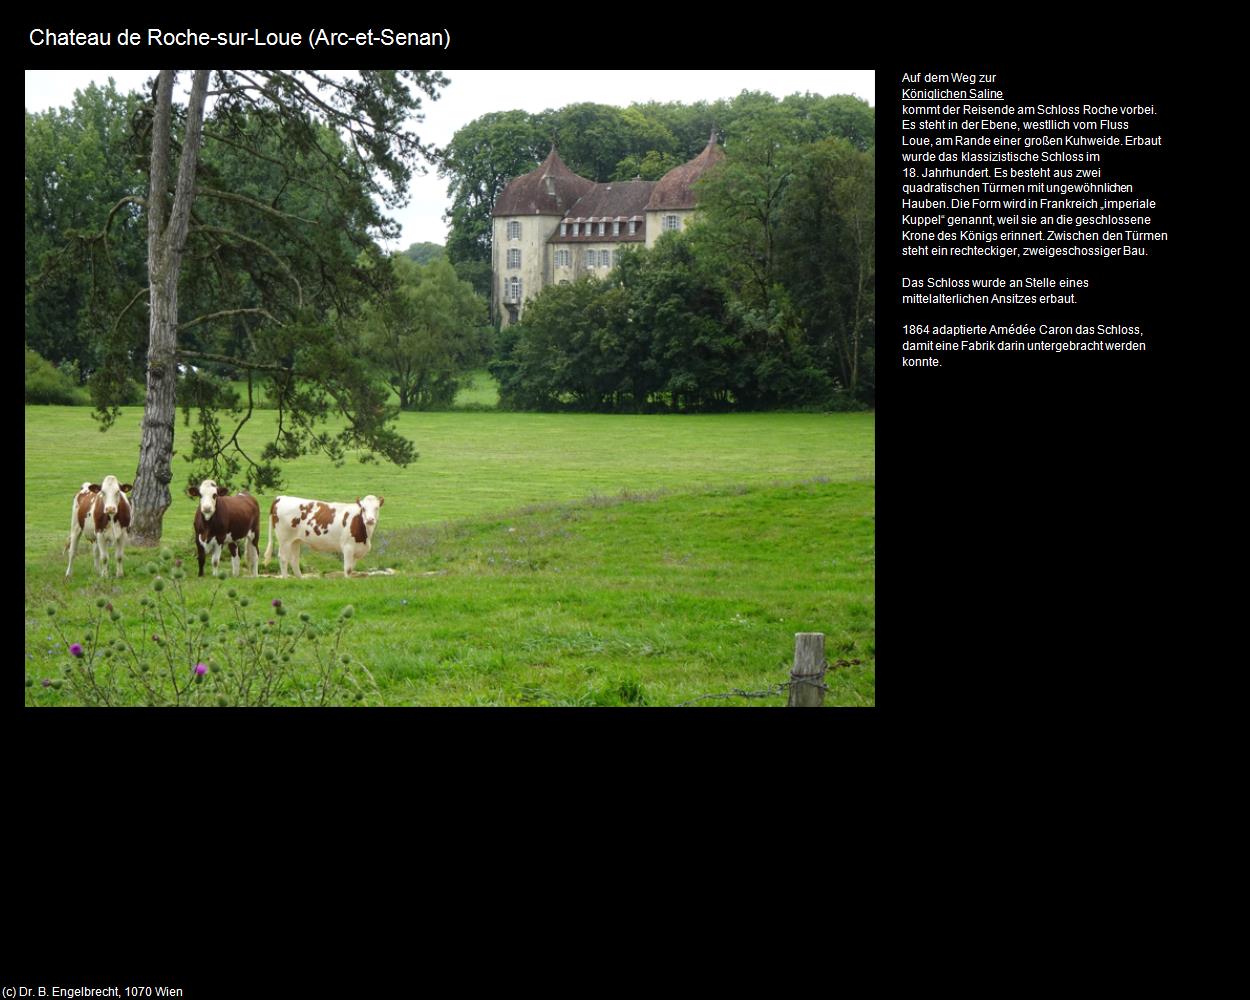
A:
66;476;132;578
264;495;385;579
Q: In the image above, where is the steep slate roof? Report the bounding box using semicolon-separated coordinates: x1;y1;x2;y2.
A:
645;133;725;211
549;181;656;242
493;147;595;217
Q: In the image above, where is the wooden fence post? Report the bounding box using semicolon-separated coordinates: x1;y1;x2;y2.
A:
788;633;826;707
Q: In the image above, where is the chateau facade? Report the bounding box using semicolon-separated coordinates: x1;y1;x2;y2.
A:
491;134;724;326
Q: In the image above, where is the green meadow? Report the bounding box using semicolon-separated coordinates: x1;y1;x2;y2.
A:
24;397;875;707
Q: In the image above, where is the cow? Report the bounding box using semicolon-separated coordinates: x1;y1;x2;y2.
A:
263;494;385;579
188;480;261;577
65;476;132;578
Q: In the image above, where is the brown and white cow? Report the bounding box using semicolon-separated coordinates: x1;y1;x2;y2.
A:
66;476;132;578
263;495;384;579
188;480;261;577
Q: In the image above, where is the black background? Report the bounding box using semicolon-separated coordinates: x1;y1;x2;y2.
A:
20;16;1193;777
18;14;1198;990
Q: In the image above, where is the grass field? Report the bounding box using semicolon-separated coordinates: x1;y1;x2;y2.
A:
24;398;875;707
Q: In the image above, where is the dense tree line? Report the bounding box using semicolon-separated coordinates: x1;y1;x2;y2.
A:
439;91;874;287
484;99;875;411
25;81;147;384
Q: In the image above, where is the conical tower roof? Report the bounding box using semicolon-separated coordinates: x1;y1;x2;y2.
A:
645;133;725;212
493;147;595;217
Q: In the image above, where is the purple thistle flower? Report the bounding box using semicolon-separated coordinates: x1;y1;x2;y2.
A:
41;678;52;688
69;643;84;658
271;598;282;608
194;663;208;676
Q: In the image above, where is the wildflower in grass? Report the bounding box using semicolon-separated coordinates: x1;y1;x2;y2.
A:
194;663;207;676
41;679;52;688
69;643;84;658
271;598;282;608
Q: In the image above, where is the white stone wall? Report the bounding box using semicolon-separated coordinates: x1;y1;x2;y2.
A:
551;243;626;284
493;214;560;326
644;209;694;249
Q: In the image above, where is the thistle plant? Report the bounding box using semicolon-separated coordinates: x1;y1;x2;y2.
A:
29;548;377;707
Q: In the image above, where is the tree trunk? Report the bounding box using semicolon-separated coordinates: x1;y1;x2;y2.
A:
130;70;211;545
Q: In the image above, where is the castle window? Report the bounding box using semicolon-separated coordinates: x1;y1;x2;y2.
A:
598;221;605;236
560;222;568;237
507;248;521;269
628;219;637;235
586;249;597;268
507;221;521;240
507;277;522;302
664;215;680;232
555;249;570;267
613;220;620;236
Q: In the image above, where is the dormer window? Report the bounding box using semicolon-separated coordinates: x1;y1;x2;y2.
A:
613;220;620;236
628;219;637;235
507;221;521;240
598;221;605;236
560;222;568;237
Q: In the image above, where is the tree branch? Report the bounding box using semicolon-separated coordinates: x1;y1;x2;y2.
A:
175;348;292;374
197;187;319;226
177;309;285;333
190;225;303;308
112;287;151;336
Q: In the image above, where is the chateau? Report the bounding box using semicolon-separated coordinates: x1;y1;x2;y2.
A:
491;134;724;326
